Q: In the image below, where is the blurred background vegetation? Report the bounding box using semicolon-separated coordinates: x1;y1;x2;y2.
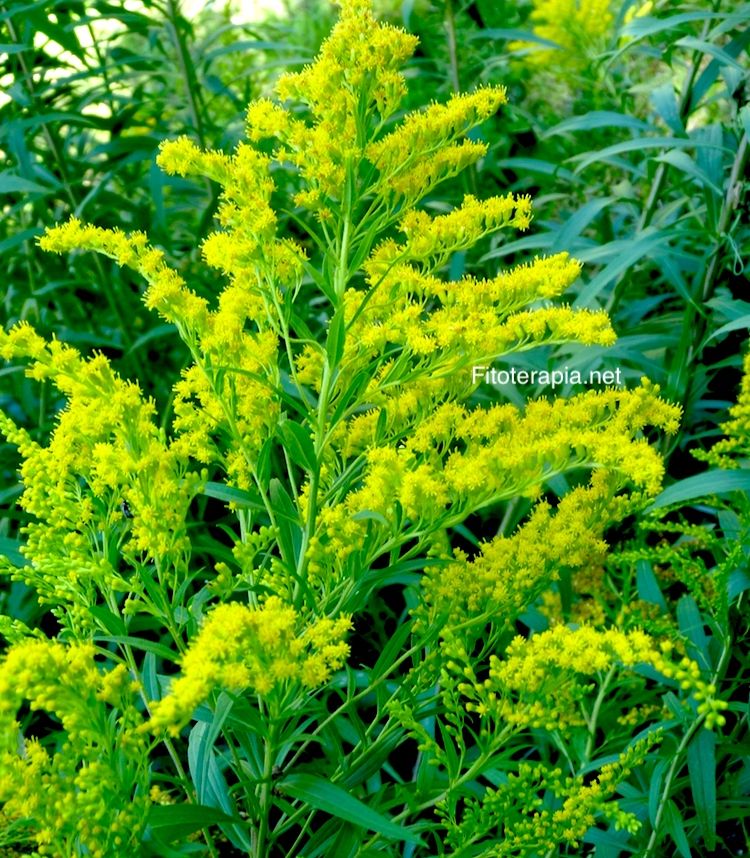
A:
1;0;748;854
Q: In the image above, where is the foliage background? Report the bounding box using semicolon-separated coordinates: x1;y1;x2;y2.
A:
0;0;748;855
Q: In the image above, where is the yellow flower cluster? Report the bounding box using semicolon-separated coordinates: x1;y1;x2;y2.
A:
246;0;418;209
366;87;507;200
156;135;307;294
39;217;209;334
697;345;750;467
147;597;351;735
306;383;678;583
398;193;531;263
468;625;727;730
37;212;283;491
0;640;148;856
421;473;616;631
0;324;201;621
511;0;614;71
244;0;510;214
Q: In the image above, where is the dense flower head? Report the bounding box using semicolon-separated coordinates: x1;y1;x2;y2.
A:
420;473;617;632
0;640;148;856
147;597;351;735
303;383;679;593
0;325;203;626
511;0;615;71
39;218;210;333
462;625;727;731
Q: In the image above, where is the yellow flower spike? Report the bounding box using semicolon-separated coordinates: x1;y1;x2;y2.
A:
146;598;351;736
367;86;507;178
39;218;209;333
472;625;727;732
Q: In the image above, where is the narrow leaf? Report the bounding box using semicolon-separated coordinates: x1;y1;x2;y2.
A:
545;111;654;137
687;729;717;850
146;803;237;842
663;799;692;858
280;773;421;844
648;470;750;509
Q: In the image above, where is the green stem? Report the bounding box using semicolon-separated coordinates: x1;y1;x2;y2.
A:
444;0;478;199
255;704;277;857
356;729;512;855
645;637;731;856
643;721;701;858
581;666;616;770
164;0;207;147
660;128;749;457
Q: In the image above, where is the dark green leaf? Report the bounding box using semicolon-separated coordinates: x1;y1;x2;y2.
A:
0;173;50;194
146;803;237;843
326;307;346;367
663;799;692;858
279;774;421;844
648;470;750;509
687;729;717;850
545;111;654;137
0;537;26;567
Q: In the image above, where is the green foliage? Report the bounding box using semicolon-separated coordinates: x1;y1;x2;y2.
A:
0;0;748;856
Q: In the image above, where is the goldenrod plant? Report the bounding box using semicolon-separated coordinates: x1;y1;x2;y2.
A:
0;1;738;855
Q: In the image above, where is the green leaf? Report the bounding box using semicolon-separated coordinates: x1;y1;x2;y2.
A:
663;799;692;858
650;82;683;134
676;36;748;73
569;136;728;174
202;482;265;512
0;173;49;194
326;307;346;367
544;111;654;137
279;774;421;844
269;478;302;566
88;605;127;637
654;149;722;195
648;470;750;510
621;11;724;41
146;803;237;843
687;729;717;850
707;309;750;340
188;694;233;806
676;596;710;667
0;537;26;568
740;104;750;139
636;560;667;610
549;197;614;252
728;568;750;600
649;759;668;825
495;156;579;183
126;324;178;355
573;230;672;306
351;509;389;526
94;635;177;662
279;420;317;473
469;27;561;48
